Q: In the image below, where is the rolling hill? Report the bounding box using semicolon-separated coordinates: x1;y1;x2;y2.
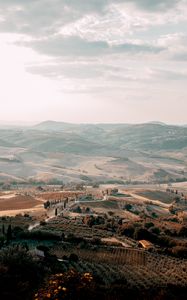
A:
0;121;186;184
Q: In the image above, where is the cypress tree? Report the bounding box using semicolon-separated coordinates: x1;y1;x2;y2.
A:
2;224;5;235
7;224;12;242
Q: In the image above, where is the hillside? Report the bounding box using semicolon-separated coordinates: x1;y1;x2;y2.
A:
0;122;186;184
33;121;187;150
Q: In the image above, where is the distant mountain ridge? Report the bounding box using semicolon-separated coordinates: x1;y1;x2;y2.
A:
32;120;187;132
33;120;76;131
0;121;186;153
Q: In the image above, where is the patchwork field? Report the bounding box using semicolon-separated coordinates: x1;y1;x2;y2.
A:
0;182;186;300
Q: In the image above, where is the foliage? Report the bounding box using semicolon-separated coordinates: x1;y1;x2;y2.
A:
124;204;132;211
6;224;12;242
119;224;135;237
134;228;152;240
0;245;45;300
35;270;95;300
19;230;61;241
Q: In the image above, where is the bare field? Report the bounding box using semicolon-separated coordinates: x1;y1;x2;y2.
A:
133;190;177;204
0;195;42;212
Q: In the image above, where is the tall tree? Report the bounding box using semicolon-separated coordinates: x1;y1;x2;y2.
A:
7;224;12;242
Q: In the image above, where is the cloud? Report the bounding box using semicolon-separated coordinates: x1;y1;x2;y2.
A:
0;0;187;125
126;0;180;11
0;1;124;37
157;33;187;60
115;42;164;53
26;61;148;82
0;0;180;11
22;36;109;57
0;0;183;38
27;62;105;79
58;9;150;43
0;1;81;36
21;35;165;59
1;2;69;37
57;2;187;49
150;68;187;80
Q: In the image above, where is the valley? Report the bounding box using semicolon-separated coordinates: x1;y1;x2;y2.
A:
0;121;187;299
0;121;186;185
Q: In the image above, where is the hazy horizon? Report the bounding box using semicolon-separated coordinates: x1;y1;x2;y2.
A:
0;1;187;124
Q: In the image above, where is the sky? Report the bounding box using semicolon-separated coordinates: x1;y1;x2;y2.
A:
0;0;187;124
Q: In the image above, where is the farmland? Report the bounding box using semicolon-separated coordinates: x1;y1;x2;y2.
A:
48;250;187;290
0;194;43;211
0;182;186;299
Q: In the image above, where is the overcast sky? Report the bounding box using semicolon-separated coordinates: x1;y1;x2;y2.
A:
0;0;187;124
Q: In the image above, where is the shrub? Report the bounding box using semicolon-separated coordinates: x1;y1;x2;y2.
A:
19;230;61;241
144;222;154;229
0;245;45;300
134;228;151;240
120;224;135;238
40;221;47;226
149;227;160;235
69;253;79;262
124;204;132;211
12;226;24;238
